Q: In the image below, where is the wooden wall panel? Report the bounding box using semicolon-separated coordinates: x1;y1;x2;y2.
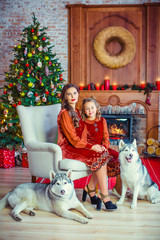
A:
147;5;160;83
67;3;160;88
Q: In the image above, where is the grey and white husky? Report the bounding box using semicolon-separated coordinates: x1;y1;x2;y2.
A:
117;139;160;209
0;169;93;224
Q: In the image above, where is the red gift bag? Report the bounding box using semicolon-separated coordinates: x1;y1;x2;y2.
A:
22;153;29;168
0;149;15;168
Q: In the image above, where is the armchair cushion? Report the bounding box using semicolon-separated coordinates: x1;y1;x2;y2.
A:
59;159;88;171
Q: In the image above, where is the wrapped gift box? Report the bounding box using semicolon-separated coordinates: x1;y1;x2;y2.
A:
22;153;29;168
0;149;15;168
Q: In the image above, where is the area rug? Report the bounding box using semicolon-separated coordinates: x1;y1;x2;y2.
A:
36;157;160;190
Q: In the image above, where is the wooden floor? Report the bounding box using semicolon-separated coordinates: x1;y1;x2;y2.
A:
0;166;160;240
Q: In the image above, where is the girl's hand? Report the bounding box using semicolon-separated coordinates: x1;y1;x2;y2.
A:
91;144;104;153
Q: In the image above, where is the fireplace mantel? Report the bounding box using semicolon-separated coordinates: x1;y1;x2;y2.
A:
77;90;160;140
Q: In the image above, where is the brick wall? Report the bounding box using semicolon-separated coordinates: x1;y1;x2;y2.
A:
0;0;159;89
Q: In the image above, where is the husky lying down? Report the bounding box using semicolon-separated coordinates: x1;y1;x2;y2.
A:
117;139;160;209
0;169;93;224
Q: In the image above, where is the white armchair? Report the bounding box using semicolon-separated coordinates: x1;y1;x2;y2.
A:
17;104;91;182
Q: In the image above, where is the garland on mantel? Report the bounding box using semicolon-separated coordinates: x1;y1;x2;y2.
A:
116;82;157;106
117;82;156;95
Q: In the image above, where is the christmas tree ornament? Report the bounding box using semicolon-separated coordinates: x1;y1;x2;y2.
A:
42;37;46;41
33;35;38;40
27;73;30;77
31;29;35;33
27;52;33;58
8;95;13;102
37;59;42;67
45;66;49;76
32;50;35;54
45;56;49;61
19;72;23;76
42;95;47;102
21;92;25;97
3;109;8;115
8;122;13;127
27;91;33;98
14;60;18;64
35;93;38;97
26;63;29;67
3;89;7;94
38;46;43;51
35;96;40;102
1;127;5;133
24;47;27;56
17;45;21;49
20;57;24;61
31;42;34;45
36;44;39;48
45;90;49;95
28;82;34;88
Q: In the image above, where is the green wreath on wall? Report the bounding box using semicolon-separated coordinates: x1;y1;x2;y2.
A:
93;26;136;69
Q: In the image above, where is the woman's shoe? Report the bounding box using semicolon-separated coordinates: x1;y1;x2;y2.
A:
97;193;117;211
82;184;97;204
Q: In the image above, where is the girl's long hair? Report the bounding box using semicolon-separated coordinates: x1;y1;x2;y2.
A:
81;97;101;121
60;84;80;128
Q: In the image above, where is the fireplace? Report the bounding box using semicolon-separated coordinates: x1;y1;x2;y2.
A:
102;115;132;145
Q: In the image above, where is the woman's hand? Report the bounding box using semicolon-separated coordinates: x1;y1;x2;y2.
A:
91;144;106;153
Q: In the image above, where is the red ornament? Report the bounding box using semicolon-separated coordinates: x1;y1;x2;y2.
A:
57;93;61;98
19;72;23;76
60;77;63;81
26;63;29;67
46;90;49;95
4;90;7;94
60;74;63;77
31;29;34;33
14;60;18;64
18;101;21;105
42;37;46;41
35;93;38;97
13;104;17;107
9;83;13;87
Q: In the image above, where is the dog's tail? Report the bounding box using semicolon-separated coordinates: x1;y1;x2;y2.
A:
0;192;10;211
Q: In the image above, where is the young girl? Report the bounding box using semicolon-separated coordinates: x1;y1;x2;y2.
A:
81;97;121;208
57;84;117;211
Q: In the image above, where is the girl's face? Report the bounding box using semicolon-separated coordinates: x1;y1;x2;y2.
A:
84;101;97;120
65;87;79;107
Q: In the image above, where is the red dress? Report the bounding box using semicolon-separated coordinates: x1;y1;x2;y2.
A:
85;118;120;177
57;109;112;171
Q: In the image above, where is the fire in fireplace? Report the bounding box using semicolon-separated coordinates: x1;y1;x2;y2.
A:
102;115;132;144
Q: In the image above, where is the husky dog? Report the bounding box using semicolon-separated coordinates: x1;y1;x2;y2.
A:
0;169;93;224
116;139;160;209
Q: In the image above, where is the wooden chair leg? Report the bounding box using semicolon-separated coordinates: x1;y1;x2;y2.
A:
32;176;36;183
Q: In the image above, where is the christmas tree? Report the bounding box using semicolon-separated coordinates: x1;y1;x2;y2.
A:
0;13;65;150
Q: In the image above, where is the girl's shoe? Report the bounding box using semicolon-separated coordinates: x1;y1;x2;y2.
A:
97;192;117;211
82;184;97;204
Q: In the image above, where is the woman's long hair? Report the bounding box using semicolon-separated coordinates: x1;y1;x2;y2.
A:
60;84;80;128
81;97;101;121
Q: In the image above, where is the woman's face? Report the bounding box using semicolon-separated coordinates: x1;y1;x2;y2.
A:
65;87;79;106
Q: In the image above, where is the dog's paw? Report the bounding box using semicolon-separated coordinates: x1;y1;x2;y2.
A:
116;199;124;205
80;217;90;224
86;212;94;219
13;215;22;222
151;199;157;204
130;203;137;209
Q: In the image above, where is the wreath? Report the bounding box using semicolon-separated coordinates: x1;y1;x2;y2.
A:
93;26;136;69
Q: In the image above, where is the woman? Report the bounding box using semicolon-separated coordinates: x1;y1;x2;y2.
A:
57;84;117;211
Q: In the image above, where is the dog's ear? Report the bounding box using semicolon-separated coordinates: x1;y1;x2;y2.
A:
66;169;72;179
132;139;137;149
119;139;125;150
49;170;56;181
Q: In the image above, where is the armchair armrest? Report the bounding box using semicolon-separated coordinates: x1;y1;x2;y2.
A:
26;141;62;172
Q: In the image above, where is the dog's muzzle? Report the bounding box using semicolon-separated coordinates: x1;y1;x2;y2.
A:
125;154;133;163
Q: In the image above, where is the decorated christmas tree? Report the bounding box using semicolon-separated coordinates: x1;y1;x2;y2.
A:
0;13;65;150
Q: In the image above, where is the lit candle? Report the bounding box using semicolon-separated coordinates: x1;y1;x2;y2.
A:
112;83;117;90
156;78;160;91
140;82;145;89
96;84;100;90
79;85;83;90
104;78;110;90
101;85;104;90
88;84;91;90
